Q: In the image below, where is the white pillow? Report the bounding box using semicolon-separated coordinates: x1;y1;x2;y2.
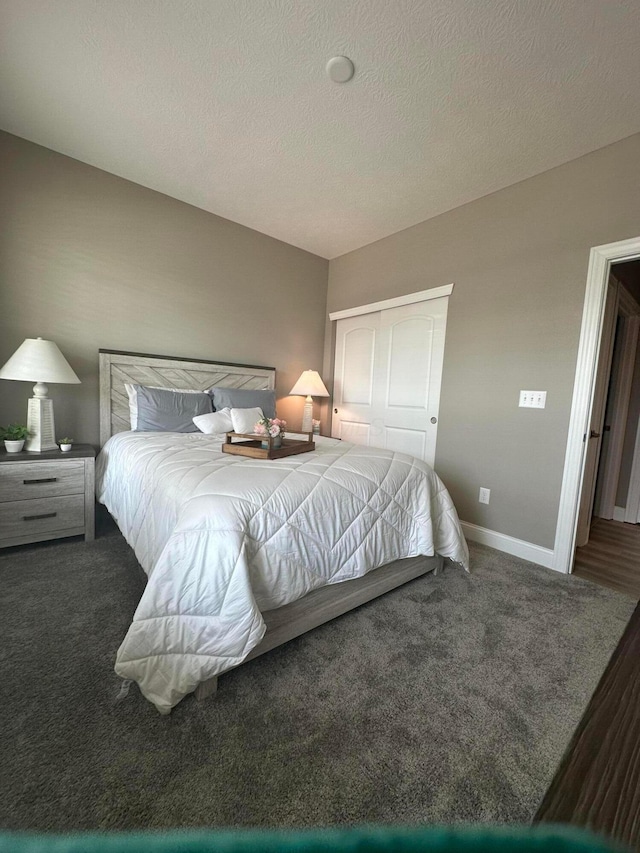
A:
230;407;264;435
192;408;233;435
124;382;206;430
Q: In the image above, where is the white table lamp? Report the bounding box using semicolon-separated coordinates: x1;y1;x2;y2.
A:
0;337;81;451
290;370;330;433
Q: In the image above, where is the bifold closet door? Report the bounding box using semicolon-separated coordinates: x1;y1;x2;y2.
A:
332;297;448;467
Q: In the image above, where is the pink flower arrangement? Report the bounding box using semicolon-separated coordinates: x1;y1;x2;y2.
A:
253;416;287;438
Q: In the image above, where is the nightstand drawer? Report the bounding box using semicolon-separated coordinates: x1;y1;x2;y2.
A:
0;461;85;502
0;494;85;541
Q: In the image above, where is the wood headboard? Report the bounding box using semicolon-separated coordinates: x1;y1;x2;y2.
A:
99;349;276;446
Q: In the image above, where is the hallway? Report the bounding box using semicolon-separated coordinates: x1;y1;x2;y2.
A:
574;517;640;599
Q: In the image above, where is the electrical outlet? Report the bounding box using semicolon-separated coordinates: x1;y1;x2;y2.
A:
479;487;490;504
519;390;547;409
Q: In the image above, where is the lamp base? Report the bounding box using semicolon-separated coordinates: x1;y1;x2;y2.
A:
25;396;57;452
301;397;313;433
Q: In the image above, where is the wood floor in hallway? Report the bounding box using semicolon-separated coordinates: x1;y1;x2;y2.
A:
535;601;640;849
573;516;640;599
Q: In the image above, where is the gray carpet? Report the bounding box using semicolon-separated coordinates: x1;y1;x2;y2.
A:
0;510;635;832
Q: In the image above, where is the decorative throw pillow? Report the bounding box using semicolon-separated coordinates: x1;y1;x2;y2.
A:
210;387;276;419
192;408;234;435
230;407;264;434
125;384;212;432
125;383;210;430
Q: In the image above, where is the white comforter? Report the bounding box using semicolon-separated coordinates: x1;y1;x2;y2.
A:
96;431;469;712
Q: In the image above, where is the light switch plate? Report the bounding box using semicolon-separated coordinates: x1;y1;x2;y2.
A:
519;390;547;409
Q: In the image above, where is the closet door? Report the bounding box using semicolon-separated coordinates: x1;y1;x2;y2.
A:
332;296;449;467
332;312;379;447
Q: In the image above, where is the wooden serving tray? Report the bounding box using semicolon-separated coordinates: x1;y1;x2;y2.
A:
222;432;315;459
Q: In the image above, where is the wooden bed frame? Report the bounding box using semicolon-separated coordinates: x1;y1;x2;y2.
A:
99;349;276;446
98;349;444;701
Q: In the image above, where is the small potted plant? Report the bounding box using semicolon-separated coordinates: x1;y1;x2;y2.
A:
58;437;74;452
1;423;29;453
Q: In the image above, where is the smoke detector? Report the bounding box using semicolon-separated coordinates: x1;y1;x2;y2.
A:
326;56;355;83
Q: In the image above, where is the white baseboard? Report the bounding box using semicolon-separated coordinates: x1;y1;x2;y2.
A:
461;521;556;571
613;506;627;522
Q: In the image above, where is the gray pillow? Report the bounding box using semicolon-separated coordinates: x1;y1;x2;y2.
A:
134;385;213;432
209;387;276;419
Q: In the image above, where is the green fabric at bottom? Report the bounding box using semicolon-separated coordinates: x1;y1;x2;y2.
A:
0;824;625;853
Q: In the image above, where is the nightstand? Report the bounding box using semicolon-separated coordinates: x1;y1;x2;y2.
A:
0;444;95;547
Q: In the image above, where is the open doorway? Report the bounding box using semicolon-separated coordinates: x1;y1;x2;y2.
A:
573;258;640;598
554;236;640;577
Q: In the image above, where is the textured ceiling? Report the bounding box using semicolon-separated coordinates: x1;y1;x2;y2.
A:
1;0;639;259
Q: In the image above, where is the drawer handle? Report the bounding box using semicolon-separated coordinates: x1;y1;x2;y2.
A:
23;477;58;485
23;512;57;522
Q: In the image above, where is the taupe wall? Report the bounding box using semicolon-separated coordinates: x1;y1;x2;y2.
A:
617;339;640;509
0;132;328;445
613;260;640;510
326;134;640;549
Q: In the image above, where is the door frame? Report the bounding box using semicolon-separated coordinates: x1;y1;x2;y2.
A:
574;277;618;547
553;236;640;573
328;284;454;322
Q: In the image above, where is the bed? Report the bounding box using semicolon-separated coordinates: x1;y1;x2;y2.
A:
97;349;469;714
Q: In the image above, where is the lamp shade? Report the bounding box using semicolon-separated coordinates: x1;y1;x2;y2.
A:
289;370;329;398
0;338;80;384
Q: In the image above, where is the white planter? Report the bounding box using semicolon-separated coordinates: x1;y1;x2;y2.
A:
59;443;73;452
4;439;25;453
261;436;282;450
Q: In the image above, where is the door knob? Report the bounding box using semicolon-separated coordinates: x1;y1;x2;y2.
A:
334;408;338;414
430;417;437;424
589;430;601;439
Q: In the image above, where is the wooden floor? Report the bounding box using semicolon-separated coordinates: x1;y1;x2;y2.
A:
573;517;640;599
539;520;640;848
535;602;640;850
